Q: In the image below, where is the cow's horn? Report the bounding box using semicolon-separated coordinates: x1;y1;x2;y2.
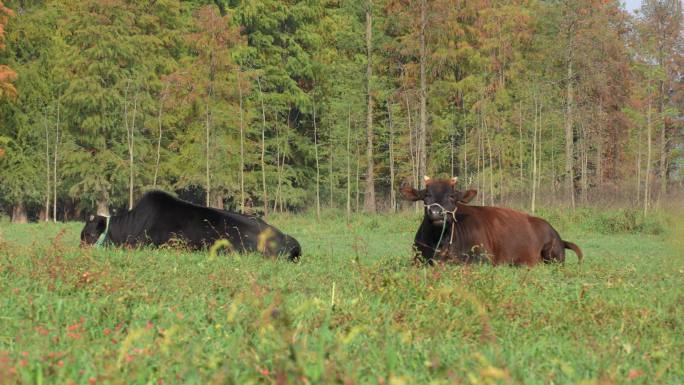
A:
89;215;95;221
423;175;431;182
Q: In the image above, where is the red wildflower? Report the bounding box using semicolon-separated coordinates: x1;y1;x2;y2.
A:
628;369;644;380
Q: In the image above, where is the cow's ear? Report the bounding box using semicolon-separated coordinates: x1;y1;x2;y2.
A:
400;185;425;201
459;189;477;203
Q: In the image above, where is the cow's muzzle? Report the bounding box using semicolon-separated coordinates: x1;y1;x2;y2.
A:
425;203;456;225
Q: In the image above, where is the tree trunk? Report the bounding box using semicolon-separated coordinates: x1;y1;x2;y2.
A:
128;90;138;210
388;101;396;212
484;116;494;205
580;123;588;204
658;80;668;200
531;93;538;213
644;94;652;214
636;117;642;205
44;107;50;222
257;77;269;217
154;84;168;188
346;106;352;222
313;96;321;220
355;132;360;212
564;53;575;208
463;118;468;186
405;93;416;188
11;203;28;224
537;98;543;195
418;0;428;188
274;124;281;213
364;3;376;213
96;196;109;217
329;112;335;209
237;69;246;213
53;100;59;222
205;98;211;207
518;101;523;198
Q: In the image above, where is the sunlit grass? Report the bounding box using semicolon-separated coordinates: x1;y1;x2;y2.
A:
0;209;682;384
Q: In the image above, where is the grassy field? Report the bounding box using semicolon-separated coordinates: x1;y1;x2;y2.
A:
0;208;682;385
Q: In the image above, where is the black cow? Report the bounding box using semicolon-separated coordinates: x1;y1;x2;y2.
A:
80;191;301;260
400;176;582;266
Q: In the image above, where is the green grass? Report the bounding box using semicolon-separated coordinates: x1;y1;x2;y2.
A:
0;209;682;385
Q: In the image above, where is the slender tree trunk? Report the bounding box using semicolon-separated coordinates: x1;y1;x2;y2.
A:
596;134;603;188
53;100;59;222
238;69;246;212
44;107;50;222
484;116;494;205
313;96;321;220
346;106;352;221
658;78;667;200
154;84;168;188
498;147;504;204
257;77;268;217
537;98;543;194
518;101;523;199
274;120;282;213
405;94;415;187
11;203;28;224
418;0;428;188
128;91;138;210
388;100;396;212
355;133;360;212
152;84;169;188
580;123;588;204
96;193;109;216
205;98;211;207
531;93;538;213
644;95;652;214
364;3;376;213
565;53;575;208
463;119;468;185
405;92;419;210
329;114;334;209
636;120;642;205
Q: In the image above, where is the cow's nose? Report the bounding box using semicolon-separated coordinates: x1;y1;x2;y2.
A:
428;206;443;218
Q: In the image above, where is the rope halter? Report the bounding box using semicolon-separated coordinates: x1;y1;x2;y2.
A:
95;216;111;248
424;203;458;259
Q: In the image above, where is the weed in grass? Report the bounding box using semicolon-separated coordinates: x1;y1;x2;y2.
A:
0;209;681;384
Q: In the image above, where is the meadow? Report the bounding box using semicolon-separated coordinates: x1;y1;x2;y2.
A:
0;208;682;385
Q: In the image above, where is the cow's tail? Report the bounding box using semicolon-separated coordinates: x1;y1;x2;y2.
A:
563;241;583;263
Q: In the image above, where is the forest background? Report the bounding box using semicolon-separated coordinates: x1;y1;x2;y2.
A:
0;0;681;222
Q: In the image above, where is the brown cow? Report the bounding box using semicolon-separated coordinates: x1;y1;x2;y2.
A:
400;176;583;266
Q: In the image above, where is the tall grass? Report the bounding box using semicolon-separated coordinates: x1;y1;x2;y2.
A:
0;209;682;384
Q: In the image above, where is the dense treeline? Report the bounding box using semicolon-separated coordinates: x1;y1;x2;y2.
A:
0;0;681;222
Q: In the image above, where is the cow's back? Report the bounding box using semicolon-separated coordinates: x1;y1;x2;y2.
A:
452;205;547;265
